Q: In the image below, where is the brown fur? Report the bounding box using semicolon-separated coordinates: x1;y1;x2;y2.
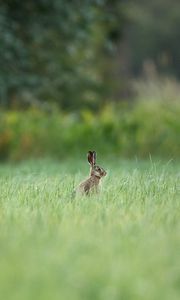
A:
76;151;106;196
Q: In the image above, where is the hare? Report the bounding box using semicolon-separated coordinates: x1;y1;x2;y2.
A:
76;151;107;195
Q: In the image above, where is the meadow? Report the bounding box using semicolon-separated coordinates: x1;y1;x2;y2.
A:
0;158;179;300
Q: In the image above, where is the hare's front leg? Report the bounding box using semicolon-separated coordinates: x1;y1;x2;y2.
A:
95;184;100;194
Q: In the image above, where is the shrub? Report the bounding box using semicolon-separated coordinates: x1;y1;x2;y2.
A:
0;99;179;161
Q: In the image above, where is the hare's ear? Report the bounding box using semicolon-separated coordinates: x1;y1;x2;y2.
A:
87;151;93;165
92;151;96;165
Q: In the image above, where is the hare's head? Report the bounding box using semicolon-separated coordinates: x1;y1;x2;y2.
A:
87;151;107;178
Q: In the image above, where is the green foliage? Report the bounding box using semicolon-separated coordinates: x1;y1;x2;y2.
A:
0;0;123;109
1;0;180;110
0;98;179;161
0;159;179;300
125;0;180;77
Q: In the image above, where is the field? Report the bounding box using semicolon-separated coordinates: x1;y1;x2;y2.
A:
0;158;179;300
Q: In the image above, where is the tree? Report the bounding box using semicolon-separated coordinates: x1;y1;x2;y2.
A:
0;0;124;110
124;0;180;77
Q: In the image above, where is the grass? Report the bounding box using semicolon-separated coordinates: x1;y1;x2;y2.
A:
0;158;179;300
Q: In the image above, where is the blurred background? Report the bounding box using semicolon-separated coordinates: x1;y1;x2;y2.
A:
0;0;180;161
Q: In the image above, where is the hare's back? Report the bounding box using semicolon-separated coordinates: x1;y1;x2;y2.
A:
76;177;95;195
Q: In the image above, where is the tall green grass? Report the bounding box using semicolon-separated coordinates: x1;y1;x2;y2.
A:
0;158;179;300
